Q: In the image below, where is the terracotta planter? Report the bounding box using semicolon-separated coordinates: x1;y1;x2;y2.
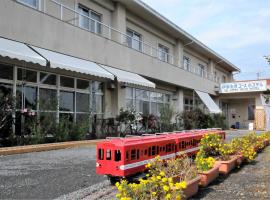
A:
215;156;237;175
183;176;201;199
235;154;244;166
263;140;269;147
198;164;220;187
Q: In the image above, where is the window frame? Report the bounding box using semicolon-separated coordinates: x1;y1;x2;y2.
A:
17;0;40;10
183;56;190;71
126;29;142;52
78;4;102;34
158;44;169;63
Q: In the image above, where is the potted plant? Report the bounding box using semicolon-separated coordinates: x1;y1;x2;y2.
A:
147;155;200;199
199;133;237;175
231;137;256;164
195;150;219;187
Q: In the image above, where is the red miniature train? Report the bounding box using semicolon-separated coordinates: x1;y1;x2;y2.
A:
96;129;225;182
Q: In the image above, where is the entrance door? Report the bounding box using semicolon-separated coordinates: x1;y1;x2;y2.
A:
255;109;265;130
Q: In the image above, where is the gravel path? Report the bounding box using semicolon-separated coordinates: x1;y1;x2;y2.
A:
0;146;106;199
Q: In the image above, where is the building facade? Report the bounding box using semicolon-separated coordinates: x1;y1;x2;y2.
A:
0;0;241;137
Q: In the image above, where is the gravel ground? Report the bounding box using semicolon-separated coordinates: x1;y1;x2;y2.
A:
0;146;106;200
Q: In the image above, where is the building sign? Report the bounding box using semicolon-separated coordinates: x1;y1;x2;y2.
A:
220;80;267;93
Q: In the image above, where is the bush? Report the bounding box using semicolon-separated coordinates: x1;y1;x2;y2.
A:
178;108;227;130
159;104;175;132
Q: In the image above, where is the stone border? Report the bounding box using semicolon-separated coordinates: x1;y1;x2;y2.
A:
0;140;103;156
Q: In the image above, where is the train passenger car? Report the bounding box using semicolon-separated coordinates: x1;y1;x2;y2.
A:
96;136;175;178
96;130;226;181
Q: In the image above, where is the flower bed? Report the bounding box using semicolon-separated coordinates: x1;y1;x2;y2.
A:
115;131;270;200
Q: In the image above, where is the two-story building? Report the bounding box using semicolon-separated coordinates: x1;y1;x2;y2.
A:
0;0;241;136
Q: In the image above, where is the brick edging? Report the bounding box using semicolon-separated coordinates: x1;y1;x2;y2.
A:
0;140;104;156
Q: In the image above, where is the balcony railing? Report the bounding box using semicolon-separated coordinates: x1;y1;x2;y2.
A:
15;0;218;83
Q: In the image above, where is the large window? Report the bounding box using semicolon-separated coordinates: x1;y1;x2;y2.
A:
78;5;102;34
158;44;169;62
125;87;171;116
17;0;39;9
126;29;142;51
183;56;190;71
1;66;105;135
184;97;193;111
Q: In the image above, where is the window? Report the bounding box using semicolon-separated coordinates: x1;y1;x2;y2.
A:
60;76;74;88
17;0;39;9
76;93;89;112
16;86;37;110
183;56;190;71
0;63;13;80
77;79;90;90
158;44;169;62
17;68;37;83
131;149;136;160
151;146;156;156
106;149;111;160
115;150;121;162
198;64;205;77
40;73;56;85
39;88;57;111
214;71;217;82
126;29;142;51
78;5;102;34
98;149;104;160
222;75;226;83
184;97;193;111
248;104;255;120
60;91;74;112
125;87;171;116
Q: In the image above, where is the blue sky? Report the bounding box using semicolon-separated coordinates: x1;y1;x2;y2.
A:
141;0;270;80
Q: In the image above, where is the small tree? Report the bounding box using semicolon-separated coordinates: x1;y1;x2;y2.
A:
265;56;270;65
159;104;174;132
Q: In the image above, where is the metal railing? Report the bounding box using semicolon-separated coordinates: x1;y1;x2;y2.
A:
19;0;218;83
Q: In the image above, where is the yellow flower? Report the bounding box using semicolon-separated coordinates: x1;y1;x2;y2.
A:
165;193;171;199
159;171;165;177
163;185;169;192
151;192;157;196
175;181;187;189
162;177;167;182
176;195;181;200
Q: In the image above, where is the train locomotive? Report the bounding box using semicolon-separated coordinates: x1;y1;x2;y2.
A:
96;129;225;182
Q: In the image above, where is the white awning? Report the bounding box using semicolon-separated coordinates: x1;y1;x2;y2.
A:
195;90;222;113
100;64;155;88
31;46;114;80
0;38;46;66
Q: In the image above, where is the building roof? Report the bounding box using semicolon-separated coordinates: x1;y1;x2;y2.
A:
116;0;240;72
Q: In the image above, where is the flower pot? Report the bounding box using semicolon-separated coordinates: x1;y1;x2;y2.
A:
235;154;244;166
183;176;201;199
263;140;269;147
198;164;220;187
215;156;237;175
